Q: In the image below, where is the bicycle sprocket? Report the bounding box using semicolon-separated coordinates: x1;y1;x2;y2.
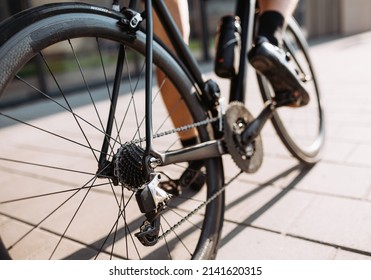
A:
114;142;147;190
224;101;263;173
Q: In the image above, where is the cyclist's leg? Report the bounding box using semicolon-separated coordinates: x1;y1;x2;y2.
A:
153;0;197;142
258;0;298;46
259;0;298;15
153;0;205;190
249;0;309;107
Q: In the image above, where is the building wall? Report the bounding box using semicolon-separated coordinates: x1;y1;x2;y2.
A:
1;0;371;38
339;0;371;34
304;0;340;37
303;0;371;37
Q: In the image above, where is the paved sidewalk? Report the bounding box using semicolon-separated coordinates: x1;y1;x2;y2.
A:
216;32;371;259
1;31;371;260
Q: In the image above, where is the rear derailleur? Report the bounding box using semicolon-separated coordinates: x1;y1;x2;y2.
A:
135;173;172;246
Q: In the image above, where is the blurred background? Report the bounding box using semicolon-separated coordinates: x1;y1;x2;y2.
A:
1;0;370;107
2;0;371;38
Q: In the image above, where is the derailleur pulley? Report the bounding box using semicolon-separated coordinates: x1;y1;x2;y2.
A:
135;173;172;246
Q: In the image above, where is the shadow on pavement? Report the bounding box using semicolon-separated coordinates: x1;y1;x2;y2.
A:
220;163;314;249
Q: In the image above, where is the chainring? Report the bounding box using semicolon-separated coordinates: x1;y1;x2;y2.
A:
224;101;263;173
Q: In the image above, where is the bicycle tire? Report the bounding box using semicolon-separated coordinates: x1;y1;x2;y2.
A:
258;17;325;164
0;3;224;260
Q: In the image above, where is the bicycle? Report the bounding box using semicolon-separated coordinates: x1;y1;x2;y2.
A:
0;0;324;260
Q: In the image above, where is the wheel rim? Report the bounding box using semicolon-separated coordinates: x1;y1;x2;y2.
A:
0;14;223;259
258;21;324;163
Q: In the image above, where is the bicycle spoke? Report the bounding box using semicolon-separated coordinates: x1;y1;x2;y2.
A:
161;214;193;258
153;75;184;135
0;5;225;259
0;157;95;177
39;50;99;163
68;40;106;132
4;174;99;252
14;73;121;150
48;177;96;259
93;192;142;260
0;112;106;156
0;182;111;205
129;77;145;144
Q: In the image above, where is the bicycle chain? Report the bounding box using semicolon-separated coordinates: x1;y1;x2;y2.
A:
121;115;240;241
130;116;220;144
145;116;239;241
124;115;230;241
114;116;219;190
158;170;242;241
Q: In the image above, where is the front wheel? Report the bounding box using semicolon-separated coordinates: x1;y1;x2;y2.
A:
258;17;325;164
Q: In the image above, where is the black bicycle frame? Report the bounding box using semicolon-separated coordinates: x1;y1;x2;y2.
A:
149;0;257;151
99;0;259;177
231;0;256;102
152;0;257;103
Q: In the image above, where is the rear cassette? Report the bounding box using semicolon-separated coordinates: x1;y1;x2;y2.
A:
114;142;147;190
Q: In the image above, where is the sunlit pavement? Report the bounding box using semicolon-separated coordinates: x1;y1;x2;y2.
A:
217;32;371;259
1;31;371;260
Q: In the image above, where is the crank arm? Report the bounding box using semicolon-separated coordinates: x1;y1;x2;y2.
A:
241;100;276;146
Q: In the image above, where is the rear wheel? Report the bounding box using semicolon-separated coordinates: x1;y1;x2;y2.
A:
0;3;224;260
258;17;324;164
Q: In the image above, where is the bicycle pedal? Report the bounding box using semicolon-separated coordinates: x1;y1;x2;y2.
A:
159;180;182;196
274;91;303;107
179;170;205;191
179;161;206;191
189;173;206;191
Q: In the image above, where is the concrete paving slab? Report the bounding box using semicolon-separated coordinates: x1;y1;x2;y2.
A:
346;143;371;167
247;189;317;233
335;249;371;260
223;181;282;224
0;217;112;259
217;223;337;260
2;28;371;260
334;249;371;260
322;141;357;163
287;195;371;254
295;162;371;199
225;156;303;189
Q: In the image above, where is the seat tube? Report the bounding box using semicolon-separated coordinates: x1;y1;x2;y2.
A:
143;0;155;180
229;0;256;103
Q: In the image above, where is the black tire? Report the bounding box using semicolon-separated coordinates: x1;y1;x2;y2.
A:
0;3;224;260
258;17;325;164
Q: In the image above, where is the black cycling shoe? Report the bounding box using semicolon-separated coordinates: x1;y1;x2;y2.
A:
159;160;205;196
159;177;182;196
248;36;310;107
179;160;205;192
